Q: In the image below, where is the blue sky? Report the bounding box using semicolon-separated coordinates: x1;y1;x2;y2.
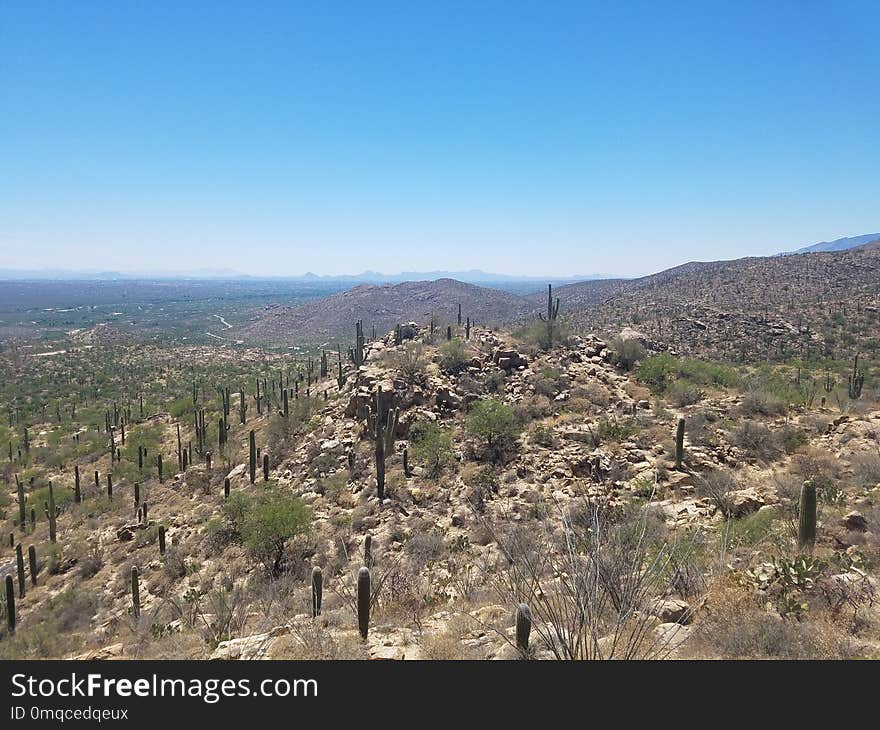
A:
1;1;878;277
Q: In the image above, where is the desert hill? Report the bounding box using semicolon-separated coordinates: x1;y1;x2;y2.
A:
565;241;880;362
233;278;537;347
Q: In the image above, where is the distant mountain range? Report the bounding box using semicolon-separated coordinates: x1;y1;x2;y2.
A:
779;233;880;256
0;267;607;284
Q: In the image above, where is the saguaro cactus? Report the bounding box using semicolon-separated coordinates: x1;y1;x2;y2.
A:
352;320;366;367
47;482;57;543
365;386;399;501
249;430;256;484
5;575;15;634
848;353;865;399
798;480;817;551
538;283;561;346
675;417;685;470
16;544;25;598
516;603;532;659
357;566;371;640
224;477;230;500
16;474;25;530
311;566;323;617
74;465;81;503
28;545;37;586
263;453;269;481
158;525;166;556
131;566;140;618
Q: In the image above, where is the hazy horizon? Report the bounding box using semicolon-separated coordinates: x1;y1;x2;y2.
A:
2;2;879;277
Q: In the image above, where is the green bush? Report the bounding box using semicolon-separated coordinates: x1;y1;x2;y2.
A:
224;485;312;574
638;353;739;394
410;421;453;477
467;399;519;458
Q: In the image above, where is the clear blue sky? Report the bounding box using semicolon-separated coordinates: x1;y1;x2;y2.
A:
1;1;878;277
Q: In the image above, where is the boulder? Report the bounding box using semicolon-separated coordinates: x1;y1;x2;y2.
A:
841;511;868;532
649;598;693;625
727;488;764;517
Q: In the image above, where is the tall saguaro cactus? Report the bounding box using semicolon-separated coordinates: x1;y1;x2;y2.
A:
47;481;57;543
249;430;256;484
15;474;25;530
848;353;865;399
798;480;817;551
364;386;399;501
538;283;561;346
15;544;25;599
28;545;37;586
352;320;366;367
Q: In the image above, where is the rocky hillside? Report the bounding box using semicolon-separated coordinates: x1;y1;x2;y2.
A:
2;319;879;660
233;279;537;347
566;241;880;363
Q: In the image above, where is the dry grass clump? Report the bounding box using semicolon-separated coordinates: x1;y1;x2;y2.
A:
685;576;860;659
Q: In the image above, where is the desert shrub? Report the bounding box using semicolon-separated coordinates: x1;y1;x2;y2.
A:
395;342;427;385
266;396;316;458
467;399;520;460
464;464;499;512
26;484;74;521
223;485;312;574
521;318;573;350
609;337;646;370
76;544;104;579
169;398;193;419
695;469;738;517
597;416;639;443
421;627;478;660
577;382;610;408
486;498;694;659
738;388;787;417
531;367;567;398
638;353;738;394
405;532;446;569
667;381;703;407
686;410;720;447
779;426;808;454
731;421;782;461
532;424;557;447
850;451;880;487
409;421;453;477
688;580;854;659
439;339;469;373
483;369;506;393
